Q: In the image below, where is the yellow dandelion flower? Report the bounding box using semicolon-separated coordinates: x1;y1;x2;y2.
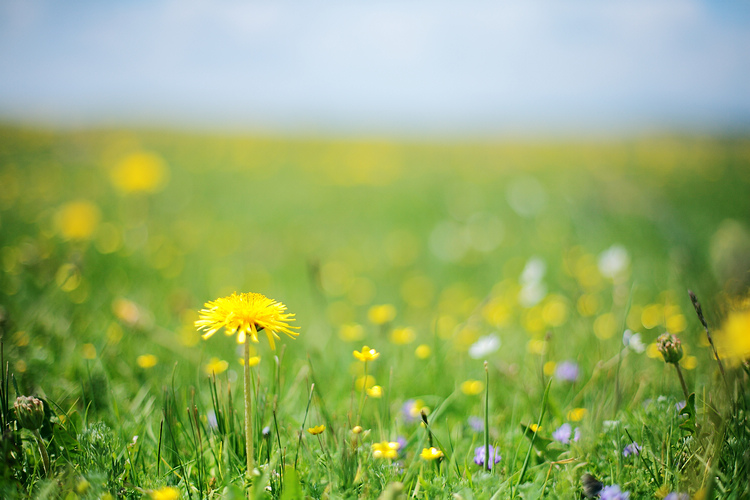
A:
150;486;180;500
460;379;484;396
111;151;168;194
367;385;383;398
353;345;380;362
372;441;400;459
136;354;158;369
54;200;101;240
415;344;431;359
307;425;325;435
567;408;587;422
420;447;444;460
368;304;396;325
204;357;229;376
195;292;299;350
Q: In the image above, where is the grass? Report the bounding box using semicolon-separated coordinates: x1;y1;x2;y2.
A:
0;125;749;498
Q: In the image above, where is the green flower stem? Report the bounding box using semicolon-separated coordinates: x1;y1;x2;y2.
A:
674;363;690;401
484;361;490;472
32;429;49;476
244;339;255;479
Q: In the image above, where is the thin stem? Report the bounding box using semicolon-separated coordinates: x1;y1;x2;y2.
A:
244;339;255;479
357;360;368;425
484;361;490;472
674;363;690;401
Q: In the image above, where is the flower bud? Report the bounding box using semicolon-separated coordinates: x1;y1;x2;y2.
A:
657;333;683;364
14;396;45;431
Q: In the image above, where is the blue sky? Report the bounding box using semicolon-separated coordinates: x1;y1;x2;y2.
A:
1;0;749;136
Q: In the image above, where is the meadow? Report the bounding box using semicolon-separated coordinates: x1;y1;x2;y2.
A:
0;125;749;499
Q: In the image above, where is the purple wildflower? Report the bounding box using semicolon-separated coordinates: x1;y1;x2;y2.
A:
675;400;686;412
664;493;689;500
600;484;630;500
468;416;484;433
554;361;579;382
553;423;581;444
396;436;406;452
473;445;501;470
623;442;641;457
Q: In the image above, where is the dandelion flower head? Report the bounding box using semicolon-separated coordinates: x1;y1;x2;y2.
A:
307;425;326;435
195;292;299;350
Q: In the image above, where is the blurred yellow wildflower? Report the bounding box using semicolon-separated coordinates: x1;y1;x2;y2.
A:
543;361;556;376
356;375;376;391
353;346;380;362
567;408;587;422
195;292;299;350
390;327;416;345
420;447;444;460
716;307;750;361
367;385;383;398
368;304;396;325
54;200;101;240
527;339;547;355
593;313;617;340
338;323;365;342
204;357;229;376
307;425;325;435
238;356;261;367
528;423;541;433
460;380;484;396
82;343;96;360
415;344;431;359
641;304;663;329
646;343;662;359
372;441;400;459
681;355;698;370
111;152;168;194
150;486;180;500
112;298;141;326
136;354;158;369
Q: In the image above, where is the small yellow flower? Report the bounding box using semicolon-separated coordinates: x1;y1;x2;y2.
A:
368;304;396;325
367;385;383;398
136;354;158;369
204;357;229;376
681;355;698;370
54;200;101;240
527;339;547;355
528;423;541;433
338;323;365;342
415;344;431;359
111;151;168;194
82;343;96;360
390;327;416;345
372;441;400;459
353;345;380;362
352;425;363;434
420;447;444;460
238;356;261;367
150;486;180;500
356;375;376;391
307;425;325;435
567;408;587;422
195;292;299;349
716;307;750;361
543;361;556;376
460;379;484;396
